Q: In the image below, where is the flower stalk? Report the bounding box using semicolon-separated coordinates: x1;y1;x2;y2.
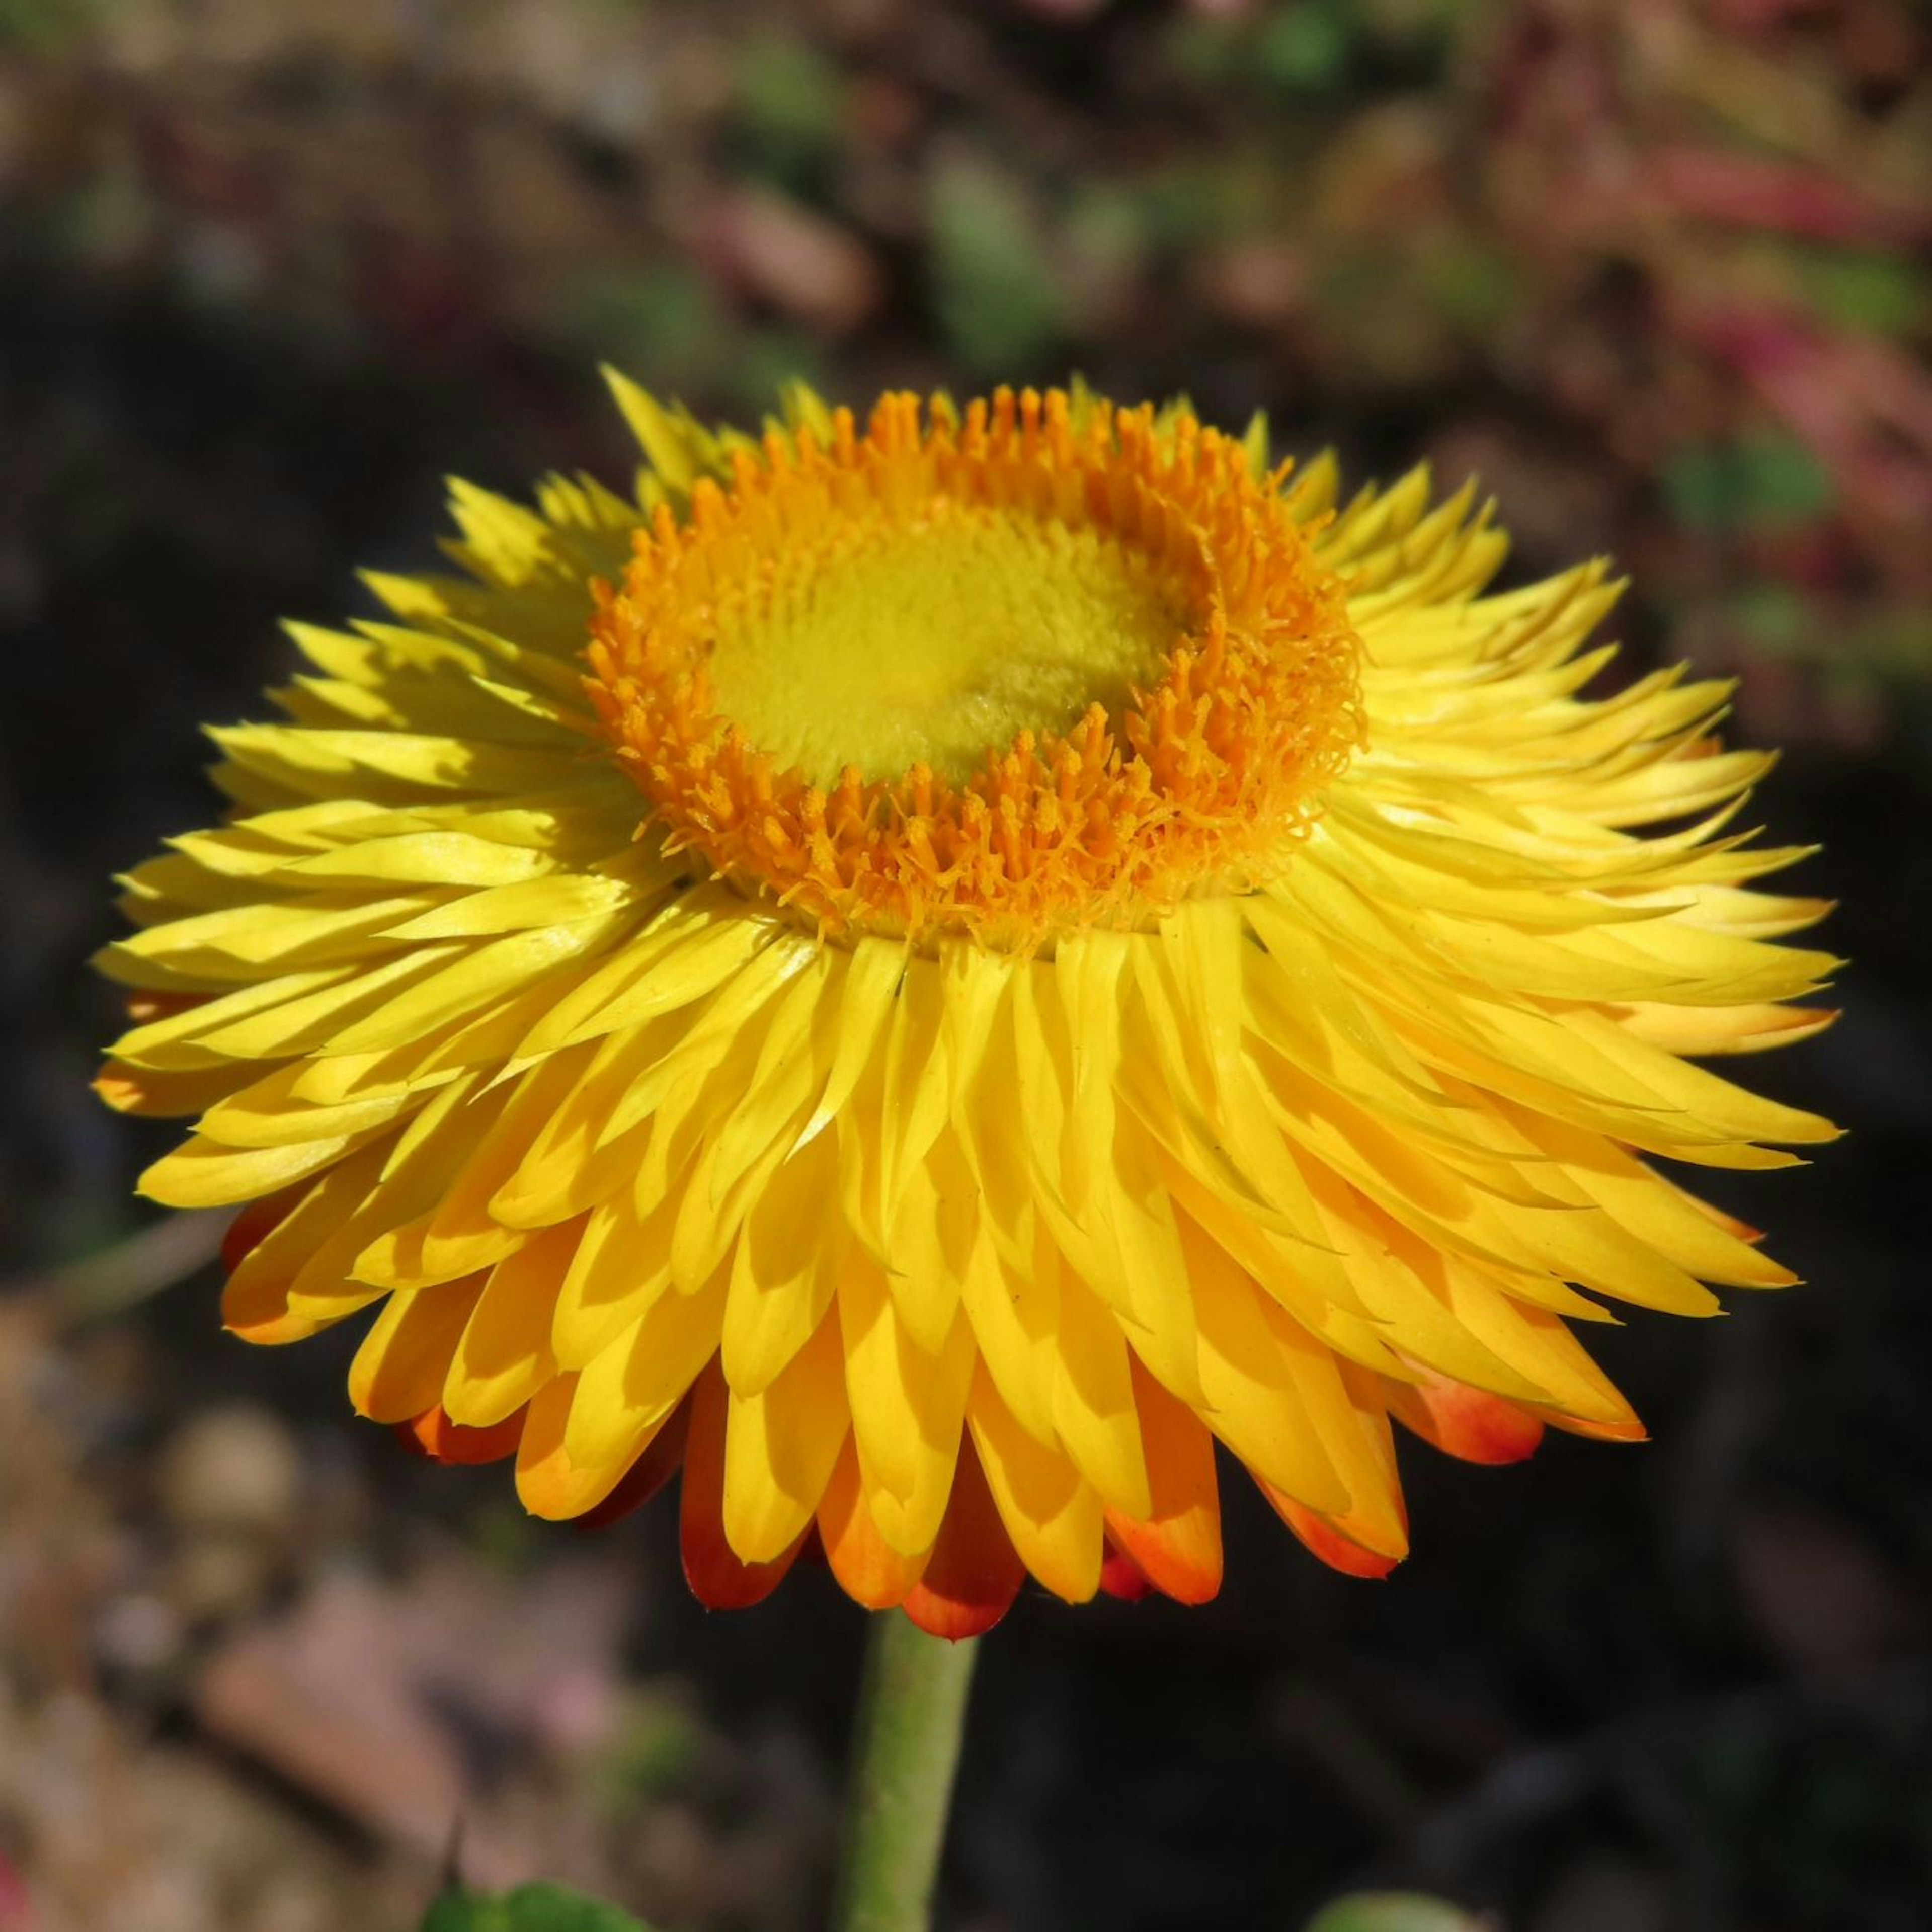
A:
831;1612;980;1932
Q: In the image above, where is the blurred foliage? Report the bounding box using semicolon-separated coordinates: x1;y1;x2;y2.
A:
424;1884;652;1932
1303;1896;1488;1932
0;0;115;55
1663;431;1838;531
1795;246;1932;337
928;157;1071;377
427;1878;1493;1929
591;1691;709;1806
562;262;825;412
729;33;847;191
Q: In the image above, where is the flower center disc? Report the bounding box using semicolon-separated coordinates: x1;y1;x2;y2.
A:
586;388;1363;948
706;502;1193;790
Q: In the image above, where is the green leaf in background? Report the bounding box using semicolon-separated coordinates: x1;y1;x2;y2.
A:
1662;430;1836;532
1303;1891;1490;1932
1792;247;1931;340
560;264;825;414
928;159;1070;376
591;1691;707;1805
1256;1;1359;96
565;262;731;386
0;0;116;52
1729;582;1812;659
731;33;845;187
1419;236;1522;340
422;1881;654;1932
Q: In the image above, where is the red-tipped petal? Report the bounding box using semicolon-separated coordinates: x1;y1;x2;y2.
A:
1102;1356;1223;1604
1099;1542;1157;1601
1391;1375;1546;1465
1262;1483;1402;1579
681;1362;803;1609
902;1435;1025;1641
396;1402;527;1466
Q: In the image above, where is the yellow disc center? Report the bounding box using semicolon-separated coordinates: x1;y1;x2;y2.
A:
702;499;1194;788
586;388;1364;946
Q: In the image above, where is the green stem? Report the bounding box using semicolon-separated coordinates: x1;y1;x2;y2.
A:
830;1612;980;1932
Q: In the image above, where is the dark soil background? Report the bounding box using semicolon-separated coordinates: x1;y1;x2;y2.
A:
2;3;1929;1929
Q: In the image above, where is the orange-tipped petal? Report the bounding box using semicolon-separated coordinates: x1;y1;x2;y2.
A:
1537;1405;1648;1445
1261;1483;1402;1579
578;1398;691;1529
1670;1180;1764;1244
396;1402;526;1466
818;1437;928;1609
123;990;206;1024
218;1180;332;1344
1390;1374;1546;1465
902;1435;1025;1640
96;1060;240;1119
681;1361;804;1609
1099;1542;1156;1601
221;1266;323;1345
1101;1355;1223;1604
517;1372;680;1521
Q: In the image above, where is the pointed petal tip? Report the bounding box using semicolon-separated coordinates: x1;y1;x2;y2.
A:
598;362;643;410
1103;1488;1223;1602
93;1071;137;1116
1262;1481;1408;1580
221;1311;318;1347
1542;1405;1649;1445
898;1589;1013;1642
681;1366;803;1608
889;1436;1024;1635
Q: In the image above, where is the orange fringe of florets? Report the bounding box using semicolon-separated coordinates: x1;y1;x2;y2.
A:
585;387;1364;947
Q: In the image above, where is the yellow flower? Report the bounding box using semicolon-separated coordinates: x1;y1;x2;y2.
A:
98;378;1839;1635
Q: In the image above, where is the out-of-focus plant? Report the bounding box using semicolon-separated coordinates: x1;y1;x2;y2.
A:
1304;1895;1492;1932
423;1879;1493;1930
425;1883;653;1932
729;32;847;191
0;0;117;53
927;156;1071;373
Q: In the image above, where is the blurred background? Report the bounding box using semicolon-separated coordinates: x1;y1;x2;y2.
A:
2;1;1928;1927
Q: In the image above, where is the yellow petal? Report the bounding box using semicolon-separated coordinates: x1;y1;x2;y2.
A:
560;1266;725;1479
443;1219;577;1426
968;1365;1102;1604
722;1132;846;1396
838;1256;975;1554
1049;1266;1151;1520
349;1276;489;1423
722;1311;849;1562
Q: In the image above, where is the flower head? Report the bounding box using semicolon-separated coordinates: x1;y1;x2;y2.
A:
99;376;1839;1636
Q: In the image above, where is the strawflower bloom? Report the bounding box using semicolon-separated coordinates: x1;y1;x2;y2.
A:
99;379;1838;1637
